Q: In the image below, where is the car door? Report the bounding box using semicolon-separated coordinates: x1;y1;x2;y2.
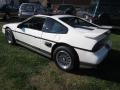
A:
15;17;45;48
41;18;68;53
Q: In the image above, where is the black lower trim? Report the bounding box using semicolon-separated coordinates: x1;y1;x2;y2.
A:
16;39;51;58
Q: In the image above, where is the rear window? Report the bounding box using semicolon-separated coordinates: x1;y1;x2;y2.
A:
43;18;68;34
60;17;96;28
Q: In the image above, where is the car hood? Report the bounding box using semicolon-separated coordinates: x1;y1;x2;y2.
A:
75;26;110;39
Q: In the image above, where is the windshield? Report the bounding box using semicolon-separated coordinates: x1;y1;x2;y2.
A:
60;17;96;28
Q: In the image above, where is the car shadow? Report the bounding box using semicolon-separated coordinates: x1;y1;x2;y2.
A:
71;49;120;83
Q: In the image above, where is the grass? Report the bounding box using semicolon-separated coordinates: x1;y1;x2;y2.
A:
0;20;120;90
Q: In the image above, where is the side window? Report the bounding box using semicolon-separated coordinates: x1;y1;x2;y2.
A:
23;17;45;30
43;18;68;34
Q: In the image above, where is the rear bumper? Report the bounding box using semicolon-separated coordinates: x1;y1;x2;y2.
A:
75;40;112;68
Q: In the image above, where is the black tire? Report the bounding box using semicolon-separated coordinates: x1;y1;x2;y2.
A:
53;46;79;71
5;28;16;45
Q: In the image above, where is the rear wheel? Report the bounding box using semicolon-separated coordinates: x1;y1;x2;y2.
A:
5;28;15;44
53;46;79;71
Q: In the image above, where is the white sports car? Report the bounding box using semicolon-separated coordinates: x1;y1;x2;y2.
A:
2;15;112;71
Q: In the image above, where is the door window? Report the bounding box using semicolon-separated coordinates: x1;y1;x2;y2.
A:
22;17;45;30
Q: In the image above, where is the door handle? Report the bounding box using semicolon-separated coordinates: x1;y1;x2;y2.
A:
45;42;52;48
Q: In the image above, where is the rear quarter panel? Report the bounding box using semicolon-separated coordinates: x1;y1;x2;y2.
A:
56;29;97;51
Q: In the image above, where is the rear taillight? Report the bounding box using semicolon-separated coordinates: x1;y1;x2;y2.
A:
92;35;110;52
92;40;105;52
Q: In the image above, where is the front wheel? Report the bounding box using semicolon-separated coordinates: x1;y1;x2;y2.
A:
53;46;79;71
5;28;16;44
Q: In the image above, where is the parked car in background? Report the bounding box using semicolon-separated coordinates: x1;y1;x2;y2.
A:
0;4;19;20
83;0;120;26
2;15;112;71
53;4;76;15
18;3;47;19
76;8;90;18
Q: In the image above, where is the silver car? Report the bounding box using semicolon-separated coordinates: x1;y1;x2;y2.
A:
18;3;46;19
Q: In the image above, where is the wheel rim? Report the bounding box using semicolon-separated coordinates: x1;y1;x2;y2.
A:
6;32;12;43
56;51;72;70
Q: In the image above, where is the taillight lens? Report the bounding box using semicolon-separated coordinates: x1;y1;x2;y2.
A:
92;34;110;52
92;40;105;52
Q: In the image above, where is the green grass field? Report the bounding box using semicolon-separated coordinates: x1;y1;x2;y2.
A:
0;21;120;90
